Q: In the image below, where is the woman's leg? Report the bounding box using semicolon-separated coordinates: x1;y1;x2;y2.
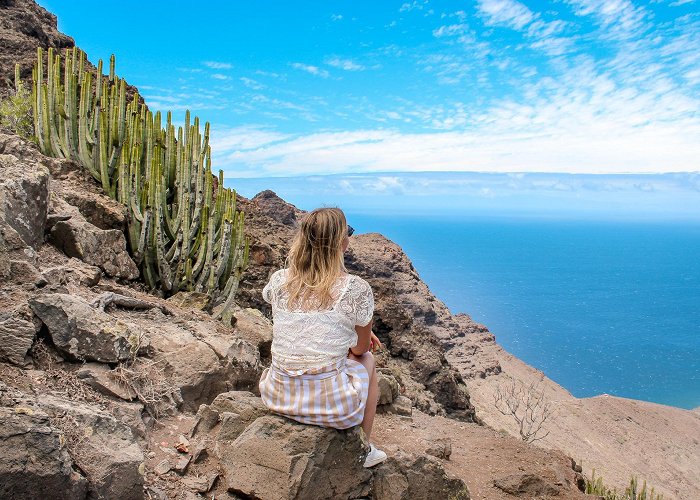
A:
348;351;378;439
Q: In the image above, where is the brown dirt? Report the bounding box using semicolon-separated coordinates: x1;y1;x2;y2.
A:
373;410;588;500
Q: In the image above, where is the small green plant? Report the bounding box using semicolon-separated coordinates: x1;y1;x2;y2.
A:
585;469;663;500
0;65;34;140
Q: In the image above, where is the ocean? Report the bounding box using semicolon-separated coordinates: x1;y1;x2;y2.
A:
229;172;700;410
345;213;700;410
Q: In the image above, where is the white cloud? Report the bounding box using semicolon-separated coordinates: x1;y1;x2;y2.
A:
566;0;649;38
476;0;535;30
240;77;265;89
326;57;366;71
203;61;233;70
399;1;428;13
211;73;230;80
330;14;343;21
290;62;330;78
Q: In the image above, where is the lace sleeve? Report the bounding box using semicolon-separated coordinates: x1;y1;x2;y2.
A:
349;276;374;326
262;269;284;304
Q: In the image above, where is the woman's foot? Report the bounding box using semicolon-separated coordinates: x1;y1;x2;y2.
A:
363;443;388;468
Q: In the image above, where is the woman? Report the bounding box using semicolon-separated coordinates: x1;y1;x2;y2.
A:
258;207;387;468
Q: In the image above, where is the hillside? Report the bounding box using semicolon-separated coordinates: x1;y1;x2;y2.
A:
1;1;699;499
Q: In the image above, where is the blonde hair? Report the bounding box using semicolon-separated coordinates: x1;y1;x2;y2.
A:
285;207;348;310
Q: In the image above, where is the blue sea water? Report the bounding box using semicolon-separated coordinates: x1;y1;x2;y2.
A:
345;214;700;410
228;172;700;409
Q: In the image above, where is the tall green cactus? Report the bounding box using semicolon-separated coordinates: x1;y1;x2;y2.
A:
31;47;249;320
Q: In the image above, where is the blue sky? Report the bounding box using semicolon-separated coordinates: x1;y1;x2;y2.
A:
37;0;700;180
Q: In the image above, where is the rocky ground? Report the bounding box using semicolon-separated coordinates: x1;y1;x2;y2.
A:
0;131;590;499
1;1;698;498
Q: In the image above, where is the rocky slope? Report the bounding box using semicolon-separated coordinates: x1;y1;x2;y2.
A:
0;130;590;499
450;335;700;499
0;1;697;498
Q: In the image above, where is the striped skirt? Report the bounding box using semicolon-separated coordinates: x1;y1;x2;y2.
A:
258;357;370;429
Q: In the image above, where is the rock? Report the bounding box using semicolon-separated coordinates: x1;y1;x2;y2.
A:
493;473;560;497
76;362;137;401
194;391;270;451
191;404;221;437
220;414;372;500
233;307;273;362
49;217;138;280
377;371;400;405
0;314;36;365
28;293;137;363
386;395;413;417
372;452;469;500
0;1;73;93
60;187;126;231
38;394;144;500
0;406;88;499
252;190;301;227
155;459;172;475
425;437;452;460
173;455;192;475
0;153;50;250
210;391;269;422
41;259;102;287
167;291;212;311
182;476;210;494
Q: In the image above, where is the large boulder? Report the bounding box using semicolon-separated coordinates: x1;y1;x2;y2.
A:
38;394;144;500
0;406;88;499
372;453;470;500
132;310;263;412
0;153;50;250
29;293;137;363
49;217;138;280
219;414;372;500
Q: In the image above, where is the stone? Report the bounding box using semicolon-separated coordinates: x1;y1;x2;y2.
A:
0;153;50;250
60;187;127;231
425;437;452;460
182;476;210;493
0;314;36;365
155;459;172;475
372;452;469;500
233;307;273;362
28;293;137;363
493;473;561;497
0;406;88;499
220;414;372;500
77;362;138;400
49;217;138;280
387;395;413;417
210;391;269;422
41;259;102;287
38;394;144;500
173;455;192;475
377;371;400;405
167;291;212;311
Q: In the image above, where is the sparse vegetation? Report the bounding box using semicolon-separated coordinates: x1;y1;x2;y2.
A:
585;469;664;500
493;374;556;444
0;65;34;140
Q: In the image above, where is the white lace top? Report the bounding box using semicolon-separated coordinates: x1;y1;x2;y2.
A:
262;268;375;373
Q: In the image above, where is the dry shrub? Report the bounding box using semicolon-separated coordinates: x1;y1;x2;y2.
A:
30;340;107;408
110;358;181;419
493;374;557;444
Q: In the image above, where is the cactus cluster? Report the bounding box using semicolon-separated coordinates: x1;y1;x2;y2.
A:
30;47;249;320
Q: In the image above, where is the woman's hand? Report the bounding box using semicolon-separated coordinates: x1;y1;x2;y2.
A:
369;332;382;353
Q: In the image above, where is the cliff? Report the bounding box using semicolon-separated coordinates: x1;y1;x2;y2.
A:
0;1;698;498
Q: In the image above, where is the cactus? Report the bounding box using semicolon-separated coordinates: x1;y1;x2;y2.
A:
31;47;249;320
